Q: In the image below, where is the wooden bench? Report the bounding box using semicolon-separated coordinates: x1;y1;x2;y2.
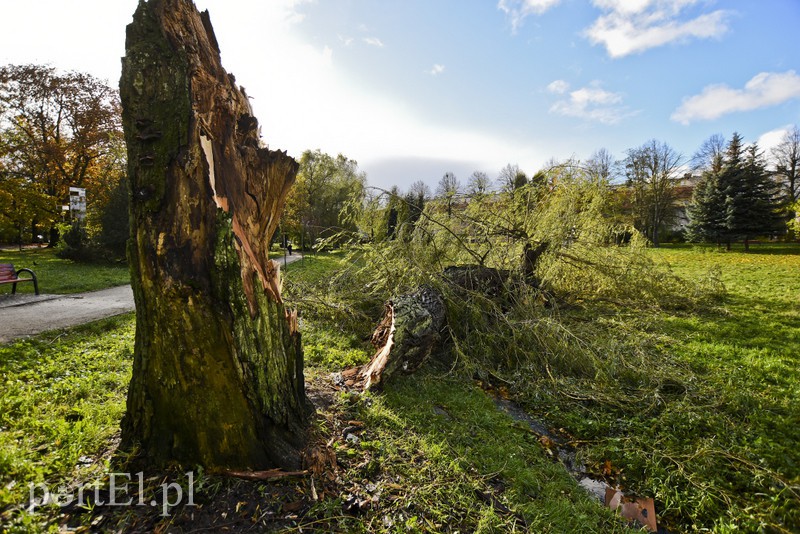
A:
0;263;39;295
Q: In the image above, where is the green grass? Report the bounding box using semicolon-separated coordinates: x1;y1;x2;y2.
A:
1;244;798;532
0;248;130;295
301;373;634;532
0;315;134;523
504;243;800;532
287;243;800;532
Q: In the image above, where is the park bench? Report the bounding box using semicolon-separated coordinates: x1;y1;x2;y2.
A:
0;263;39;295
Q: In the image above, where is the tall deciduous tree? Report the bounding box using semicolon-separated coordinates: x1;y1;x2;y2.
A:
0;64;123;242
691;133;726;173
436;172;461;217
623;140;682;247
585;148;614;183
772;125;799;237
120;0;308;468
283;149;365;249
498;163;527;192
467;171;491;197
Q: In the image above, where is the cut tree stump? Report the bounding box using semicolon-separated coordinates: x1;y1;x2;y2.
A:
120;0;308;469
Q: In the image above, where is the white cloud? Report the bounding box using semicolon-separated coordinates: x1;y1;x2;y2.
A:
201;2;538;187
548;81;634;124
547;79;570;94
585;0;731;58
0;0;545;189
497;0;563;32
363;37;384;48
757;125;794;165
671;71;800;125
429;64;445;76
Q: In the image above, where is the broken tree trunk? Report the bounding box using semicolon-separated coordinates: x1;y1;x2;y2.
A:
120;0;308;469
355;286;446;390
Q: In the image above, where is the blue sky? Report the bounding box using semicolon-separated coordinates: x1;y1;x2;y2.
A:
2;0;799;191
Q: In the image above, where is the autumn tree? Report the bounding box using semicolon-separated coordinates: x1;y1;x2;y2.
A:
0;64;123;243
623;140;682;247
120;0;308;468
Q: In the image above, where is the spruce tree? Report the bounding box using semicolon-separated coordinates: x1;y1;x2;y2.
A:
686;158;725;243
687;133;783;250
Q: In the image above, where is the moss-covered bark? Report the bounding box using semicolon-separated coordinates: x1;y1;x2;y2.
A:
119;0;308;469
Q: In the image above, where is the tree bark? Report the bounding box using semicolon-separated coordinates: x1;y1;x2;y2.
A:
120;0;308;469
346;286;445;390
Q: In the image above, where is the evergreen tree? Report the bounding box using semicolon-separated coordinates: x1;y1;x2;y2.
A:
686;155;726;243
687;133;782;250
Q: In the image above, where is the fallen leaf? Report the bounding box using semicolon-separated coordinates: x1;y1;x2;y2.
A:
602;459;614;477
282;500;304;513
605;487;657;532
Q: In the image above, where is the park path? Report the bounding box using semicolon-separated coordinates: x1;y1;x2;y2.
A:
0;254;304;343
0;285;135;343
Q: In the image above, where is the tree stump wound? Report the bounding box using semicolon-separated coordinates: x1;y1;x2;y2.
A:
120;0;308;469
342;286;446;390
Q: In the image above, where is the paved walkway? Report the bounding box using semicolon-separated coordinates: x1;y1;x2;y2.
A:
0;285;135;343
0;254;305;343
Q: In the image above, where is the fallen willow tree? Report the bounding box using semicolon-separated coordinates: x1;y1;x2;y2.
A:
292;171;724;387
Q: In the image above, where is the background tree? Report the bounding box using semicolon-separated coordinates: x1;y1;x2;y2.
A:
405;180;431;234
724;140;782;250
497;163;527;192
686;153;726;244
0;64;123;244
0;172;53;248
623;140;682;246
383;185;406;239
691;133;726;173
283;149;365;249
408;179;432;203
772;125;799;238
436;171;461;217
466;170;491;197
585;148;614;183
688;133;782;250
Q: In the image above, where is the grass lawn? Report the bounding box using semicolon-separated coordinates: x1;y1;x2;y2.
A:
0;244;797;532
514;243;799;532
0;248;130;295
0;315;135;531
